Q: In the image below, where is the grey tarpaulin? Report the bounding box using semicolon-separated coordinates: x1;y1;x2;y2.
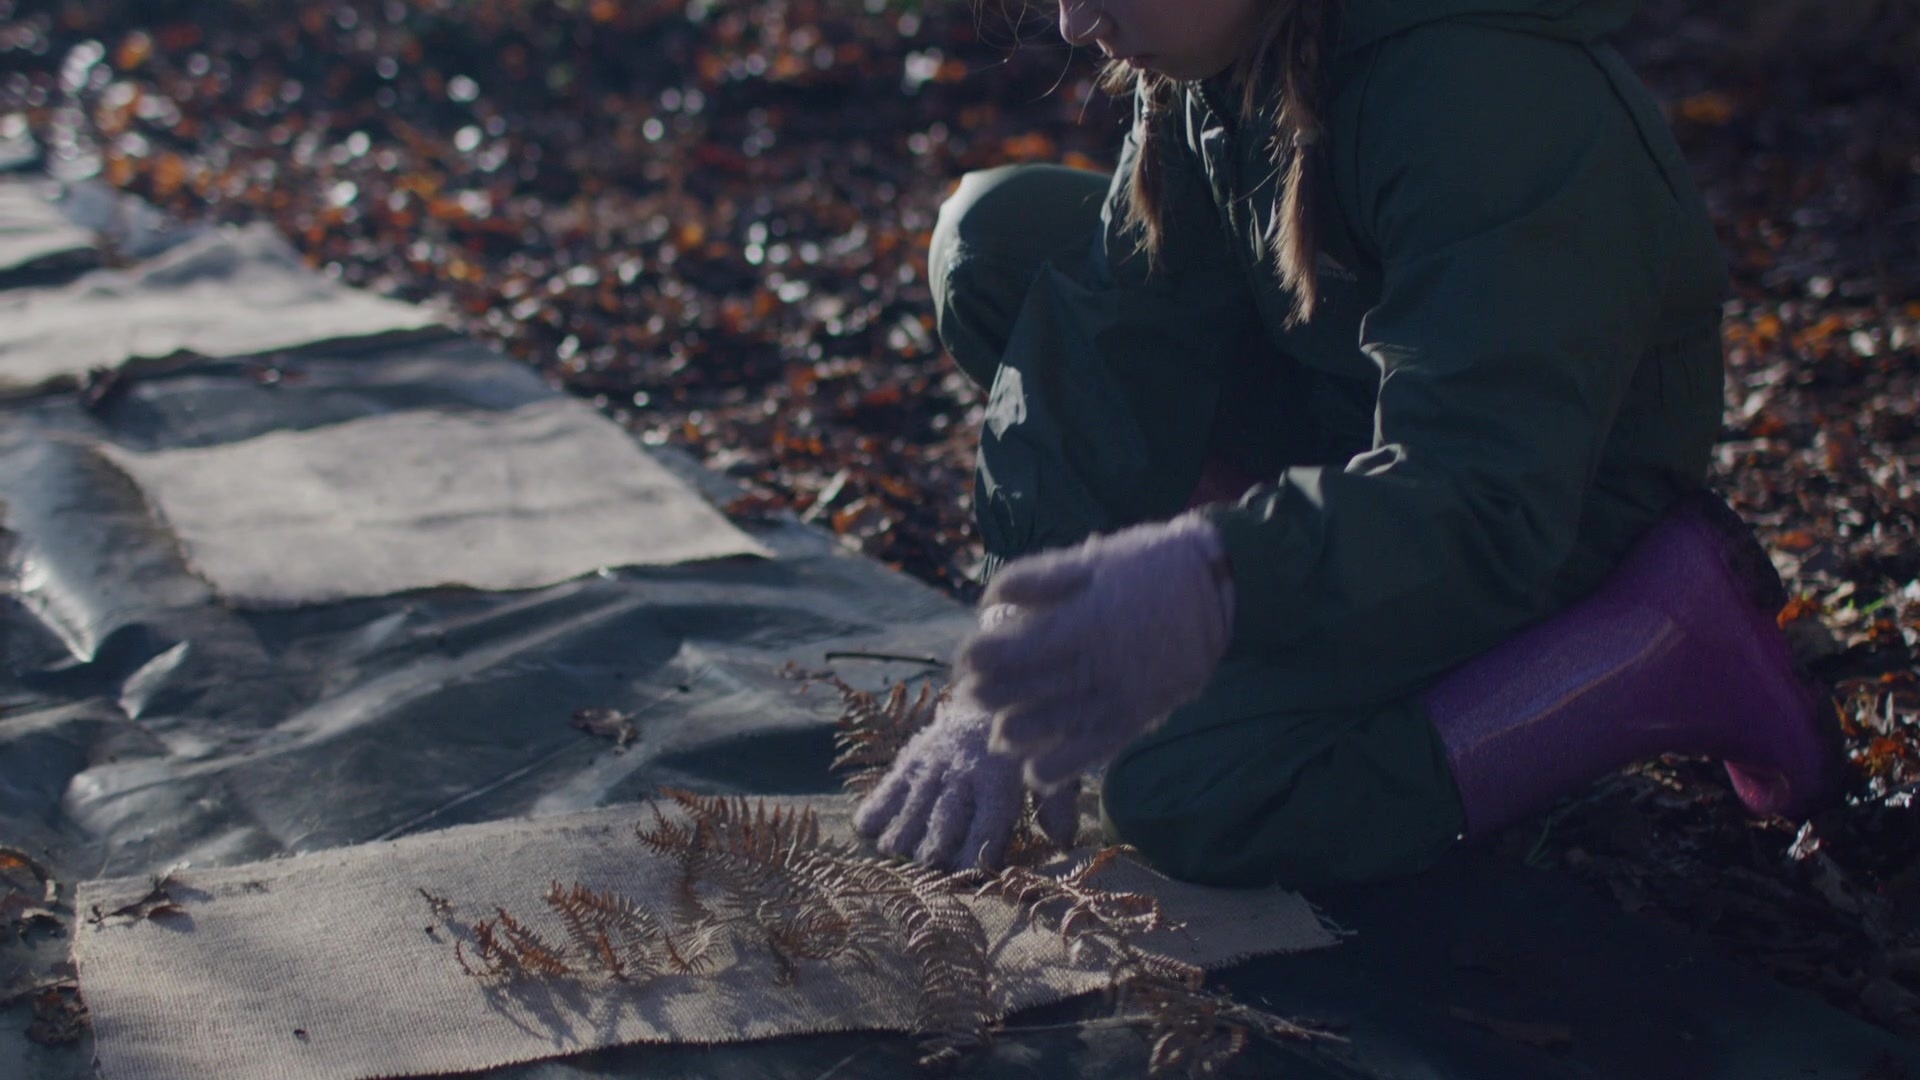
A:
0;336;977;879
4;178;1918;1080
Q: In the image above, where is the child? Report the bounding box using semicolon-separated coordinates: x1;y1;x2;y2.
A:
853;0;1840;887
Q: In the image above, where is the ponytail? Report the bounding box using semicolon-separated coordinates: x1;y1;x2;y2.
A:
1264;0;1330;327
1104;0;1334;326
1107;71;1176;267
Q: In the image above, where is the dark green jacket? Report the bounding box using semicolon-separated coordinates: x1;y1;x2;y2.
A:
978;0;1727;703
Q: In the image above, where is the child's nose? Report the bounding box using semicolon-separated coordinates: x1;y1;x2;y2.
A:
1057;0;1110;48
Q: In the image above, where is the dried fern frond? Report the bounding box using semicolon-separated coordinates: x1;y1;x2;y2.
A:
457;908;576;980
432;791;1330;1078
656;918;721;976
833;854;993;1058
546;881;665;981
646;791;842;929
829;678;944;795
1121;975;1340;1078
763;901;855;986
640;791;822;880
639;789;994;1059
981;845;1180;949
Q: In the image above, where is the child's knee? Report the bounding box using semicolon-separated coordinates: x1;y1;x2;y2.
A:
928;168;1039;386
1097;720;1466;891
1098;749;1255;886
930;165;1107;335
932;164;1095;263
930;166;1048;309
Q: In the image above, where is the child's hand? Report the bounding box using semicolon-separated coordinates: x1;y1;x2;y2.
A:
961;515;1234;791
852;608;1078;871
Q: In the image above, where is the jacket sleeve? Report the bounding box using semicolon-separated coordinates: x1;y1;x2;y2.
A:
1200;25;1690;692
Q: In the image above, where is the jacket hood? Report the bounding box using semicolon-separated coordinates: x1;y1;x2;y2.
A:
1334;0;1638;55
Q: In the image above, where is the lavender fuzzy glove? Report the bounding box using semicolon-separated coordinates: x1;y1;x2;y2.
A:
852;607;1079;871
961;514;1236;791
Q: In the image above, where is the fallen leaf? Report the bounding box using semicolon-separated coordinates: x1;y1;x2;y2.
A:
569;707;638;751
90;873;188;925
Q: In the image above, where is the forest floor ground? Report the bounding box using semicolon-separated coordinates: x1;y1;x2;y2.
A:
5;0;1919;1045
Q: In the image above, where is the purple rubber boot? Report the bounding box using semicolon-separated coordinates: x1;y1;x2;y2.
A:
1423;491;1841;840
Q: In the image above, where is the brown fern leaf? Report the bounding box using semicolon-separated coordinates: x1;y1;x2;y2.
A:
657;917;721;975
655;791;842;921
660;790;822;871
453;937;488;978
460;912;574;980
640;792;861;981
1113;949;1207;995
1121;974;1336;1078
635;795;728;921
634;799;697;860
983;845;1178;948
1061;846;1175;932
1141;987;1237;1075
763;900;855;985
829;678;944;795
492;907;575;977
686;811;992;1059
545;880;668;981
461;919;513;978
828;854;993;1059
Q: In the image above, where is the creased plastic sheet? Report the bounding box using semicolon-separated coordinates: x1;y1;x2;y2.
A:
73;798;1334;1080
99;397;774;608
0;344;979;885
0;222;446;392
0;176;96;278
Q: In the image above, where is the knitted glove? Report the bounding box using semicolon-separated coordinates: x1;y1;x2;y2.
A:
961;514;1235;791
852;608;1079;871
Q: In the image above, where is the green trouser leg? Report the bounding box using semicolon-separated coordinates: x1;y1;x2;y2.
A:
933;163;1143;568
930;166;1468;890
929;164;1110;390
1099;660;1468;891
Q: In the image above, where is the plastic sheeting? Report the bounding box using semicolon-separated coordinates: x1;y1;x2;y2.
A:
0;202;995;1075
4;180;1918;1080
0;338;974;882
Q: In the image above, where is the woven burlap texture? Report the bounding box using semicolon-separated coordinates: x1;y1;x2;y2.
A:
0;223;442;391
75;797;1337;1080
0;177;93;276
100;396;773;608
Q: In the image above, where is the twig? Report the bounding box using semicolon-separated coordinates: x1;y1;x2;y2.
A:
822;650;948;668
808;1044;874;1080
0;977;78;1008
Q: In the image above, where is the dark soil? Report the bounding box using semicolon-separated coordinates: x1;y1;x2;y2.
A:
3;0;1917;1046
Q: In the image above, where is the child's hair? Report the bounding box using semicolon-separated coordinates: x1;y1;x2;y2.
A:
1099;1;1333;326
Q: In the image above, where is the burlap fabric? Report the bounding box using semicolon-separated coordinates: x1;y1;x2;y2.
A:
0;176;94;276
0;222;441;391
99;397;774;607
75;797;1336;1080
